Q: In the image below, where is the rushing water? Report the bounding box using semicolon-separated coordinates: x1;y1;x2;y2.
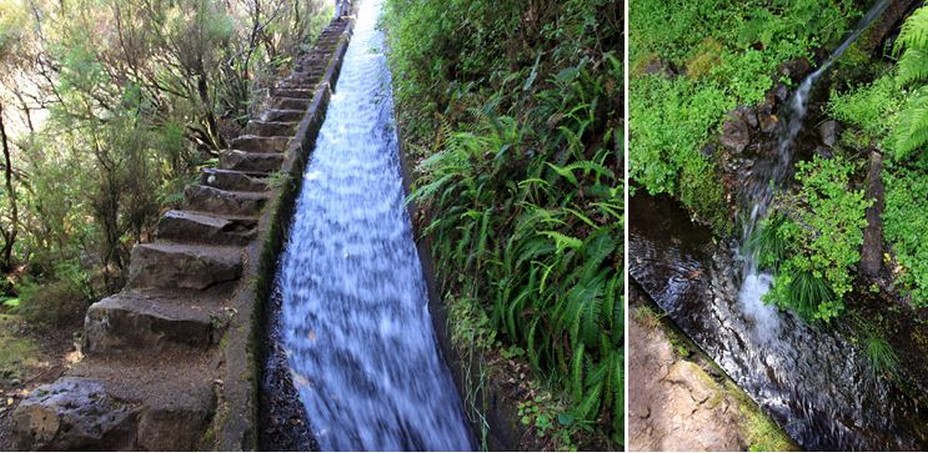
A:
737;0;891;335
631;0;928;449
275;0;474;449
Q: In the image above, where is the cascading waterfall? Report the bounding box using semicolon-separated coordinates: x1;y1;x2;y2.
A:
737;0;891;341
275;0;474;449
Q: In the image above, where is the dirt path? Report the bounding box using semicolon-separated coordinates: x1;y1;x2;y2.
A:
628;286;795;451
0;315;80;451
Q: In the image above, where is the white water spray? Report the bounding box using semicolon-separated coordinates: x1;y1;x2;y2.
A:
737;0;891;338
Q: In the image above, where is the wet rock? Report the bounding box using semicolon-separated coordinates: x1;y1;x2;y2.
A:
861;151;885;278
701;143;717;157
720;113;751;154
13;378;138;450
819;120;839;147
643;58;675;78
774;83;790;103
737;106;758;129
779;58;811;83
814;146;834;159
758;114;779;134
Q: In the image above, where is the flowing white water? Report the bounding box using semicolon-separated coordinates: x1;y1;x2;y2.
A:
277;0;474;449
737;0;891;338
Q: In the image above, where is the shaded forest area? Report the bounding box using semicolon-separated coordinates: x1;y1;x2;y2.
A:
0;0;330;329
384;0;622;449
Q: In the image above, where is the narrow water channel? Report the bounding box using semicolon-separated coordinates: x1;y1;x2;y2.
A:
274;0;474;449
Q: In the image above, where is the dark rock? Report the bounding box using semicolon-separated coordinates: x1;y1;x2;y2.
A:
701;143;717;157
200;169;270;193
719;113;751;154
273;87;315;100
229;135;291;153
738;107;758;129
13;378;138;451
779;58;811;83
643;58;675;78
774;84;790;103
184;185;269;217
814;146;834;159
84;294;223;353
261;109;306;123
157;210;258;246
272;97;310;111
127;243;242;290
219;150;285;174
244;121;298;137
819;120;839;147
758;114;779;134
861;151;885;278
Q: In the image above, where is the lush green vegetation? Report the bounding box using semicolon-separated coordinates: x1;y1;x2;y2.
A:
824;5;928;308
384;0;621;448
630;0;862;232
0;0;329;326
754;156;871;321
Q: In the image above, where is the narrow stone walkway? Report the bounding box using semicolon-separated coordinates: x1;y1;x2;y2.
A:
9;16;353;451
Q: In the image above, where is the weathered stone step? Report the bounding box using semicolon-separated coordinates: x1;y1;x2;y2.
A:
13;352;217;450
84;292;231;353
219;150;285;174
184;185;268;217
201;168;270;192
128;243;242;290
156;210;258;246
229;134;291;153
273;87;314;99
273;97;311;111
261;109;306;123
244;120;298;137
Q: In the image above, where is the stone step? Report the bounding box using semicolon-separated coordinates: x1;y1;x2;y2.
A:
184;185;268;217
156;210;258;246
229;134;291;153
272;87;314;99
244;120;298;137
84;292;231;353
201;168;269;192
13;352;217;450
272;97;310;111
261;109;306;123
219;150;285;174
127;243;242;290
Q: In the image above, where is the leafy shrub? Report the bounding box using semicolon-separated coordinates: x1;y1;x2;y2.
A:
884;165;928;307
761;155;871;321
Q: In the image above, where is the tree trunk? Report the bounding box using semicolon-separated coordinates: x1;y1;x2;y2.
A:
0;102;19;273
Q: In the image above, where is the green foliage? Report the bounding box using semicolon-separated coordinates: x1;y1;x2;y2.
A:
630;0;861;233
14;260;94;328
893;6;928;159
628;75;731;231
884;165;928;306
386;0;621;445
864;335;899;376
828;74;903;151
760;155;870;321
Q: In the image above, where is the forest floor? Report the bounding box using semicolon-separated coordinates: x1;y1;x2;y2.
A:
0;313;81;451
628;285;796;452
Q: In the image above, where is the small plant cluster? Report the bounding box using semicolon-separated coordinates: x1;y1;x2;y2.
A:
385;0;622;447
824;6;928;308
629;0;861;234
752;155;870;321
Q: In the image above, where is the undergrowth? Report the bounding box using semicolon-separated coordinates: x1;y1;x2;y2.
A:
385;0;622;447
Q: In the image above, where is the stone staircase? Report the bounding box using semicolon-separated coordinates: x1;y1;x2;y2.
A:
11;14;355;451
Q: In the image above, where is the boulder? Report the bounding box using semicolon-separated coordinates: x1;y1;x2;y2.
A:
13;378;138;450
819;120;839;147
720;113;751;154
